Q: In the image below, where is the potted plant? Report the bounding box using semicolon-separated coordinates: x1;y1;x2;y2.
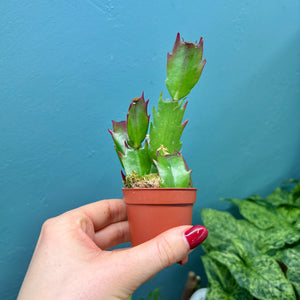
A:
109;33;206;246
199;180;300;300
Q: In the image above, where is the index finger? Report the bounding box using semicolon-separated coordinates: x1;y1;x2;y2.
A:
75;199;127;231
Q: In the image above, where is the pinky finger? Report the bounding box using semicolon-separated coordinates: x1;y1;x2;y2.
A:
94;221;130;250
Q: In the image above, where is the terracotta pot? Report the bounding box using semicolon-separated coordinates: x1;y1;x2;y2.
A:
122;188;197;246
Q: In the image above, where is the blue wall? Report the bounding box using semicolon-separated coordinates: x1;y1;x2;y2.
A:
1;1;300;299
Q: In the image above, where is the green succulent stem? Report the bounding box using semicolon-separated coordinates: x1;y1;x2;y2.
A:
154;151;192;188
149;92;187;161
166;33;206;101
127;94;149;149
119;141;152;176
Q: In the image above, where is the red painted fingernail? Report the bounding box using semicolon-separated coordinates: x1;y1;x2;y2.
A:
184;225;208;249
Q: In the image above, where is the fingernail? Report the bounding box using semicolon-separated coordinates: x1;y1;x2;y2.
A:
184;225;208;250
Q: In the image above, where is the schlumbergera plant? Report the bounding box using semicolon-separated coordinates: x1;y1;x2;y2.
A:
109;33;206;188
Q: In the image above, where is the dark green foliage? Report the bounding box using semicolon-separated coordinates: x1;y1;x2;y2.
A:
202;255;252;300
202;180;300;300
142;287;163;300
281;248;300;295
129;287;163;300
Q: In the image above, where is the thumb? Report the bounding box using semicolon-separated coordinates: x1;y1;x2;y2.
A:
117;225;208;291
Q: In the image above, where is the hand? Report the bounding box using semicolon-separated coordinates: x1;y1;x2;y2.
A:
17;199;207;300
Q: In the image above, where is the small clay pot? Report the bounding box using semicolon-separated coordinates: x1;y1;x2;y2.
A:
122;188;197;246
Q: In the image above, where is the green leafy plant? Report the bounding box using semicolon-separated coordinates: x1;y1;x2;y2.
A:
129;287;163;300
201;180;300;300
109;33;206;188
141;287;163;300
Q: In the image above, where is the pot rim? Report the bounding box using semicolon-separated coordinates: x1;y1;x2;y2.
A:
122;187;197;191
122;187;197;205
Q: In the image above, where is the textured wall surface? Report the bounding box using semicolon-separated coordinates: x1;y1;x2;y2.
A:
1;1;300;299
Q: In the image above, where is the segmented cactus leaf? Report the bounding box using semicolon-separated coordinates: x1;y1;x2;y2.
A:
109;120;128;168
149;93;187;160
154;152;191;188
166;33;206;101
127;94;150;149
109;121;128;155
119;142;151;176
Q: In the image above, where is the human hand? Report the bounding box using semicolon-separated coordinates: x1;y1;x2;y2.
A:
17;199;207;300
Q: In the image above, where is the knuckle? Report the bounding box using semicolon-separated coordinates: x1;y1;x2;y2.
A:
103;200;123;224
156;236;177;268
41;218;55;232
117;222;129;242
101;200;113;223
40;217;59;238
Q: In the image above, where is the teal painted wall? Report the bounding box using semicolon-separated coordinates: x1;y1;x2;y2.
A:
1;1;300;299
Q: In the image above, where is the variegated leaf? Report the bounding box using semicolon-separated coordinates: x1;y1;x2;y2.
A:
208;240;296;300
281;248;300;296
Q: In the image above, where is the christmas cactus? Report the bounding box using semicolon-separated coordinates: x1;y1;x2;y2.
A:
109;33;206;188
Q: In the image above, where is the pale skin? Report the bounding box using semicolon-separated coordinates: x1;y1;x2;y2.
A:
17;199;199;300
